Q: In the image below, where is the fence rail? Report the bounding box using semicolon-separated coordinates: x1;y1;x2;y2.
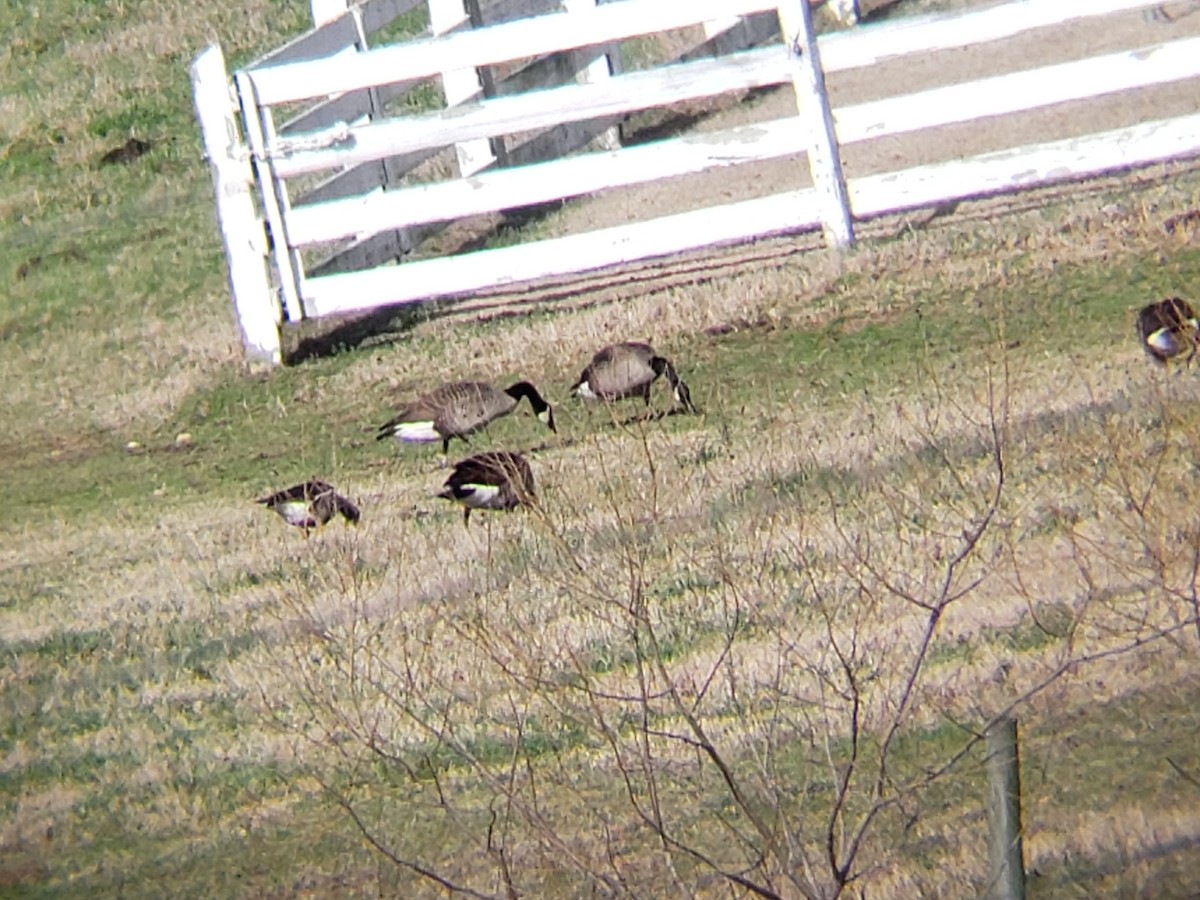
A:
192;0;1200;364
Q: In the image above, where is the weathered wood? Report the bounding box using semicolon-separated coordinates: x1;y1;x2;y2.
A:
248;0;1166;105
259;0;423;68
564;0;622;152
493;45;602;96
347;4;413;271
778;0;854;247
308;228;422;277
279;77;421;136
296;147;438;206
279;3;1199;182
190;45;281;365
696;11;780;61
254;13;360;68
482;0;559;24
360;0;425;33
985;718;1026;900
249;0;778;104
269;48;790;178
280;29;1200;207
430;0;501;175
257;0;424;135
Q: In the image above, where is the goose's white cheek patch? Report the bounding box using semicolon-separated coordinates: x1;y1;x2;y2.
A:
575;382;598;400
393;421;441;443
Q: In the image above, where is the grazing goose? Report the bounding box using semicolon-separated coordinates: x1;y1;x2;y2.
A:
257;480;360;532
1137;298;1200;365
377;380;555;454
436;451;536;526
572;342;697;413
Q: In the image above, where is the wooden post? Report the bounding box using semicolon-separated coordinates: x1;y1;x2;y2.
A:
827;0;859;27
986;717;1027;900
235;71;306;325
776;0;855;248
563;0;622;152
310;0;348;26
428;0;504;176
348;5;412;265
190;45;282;366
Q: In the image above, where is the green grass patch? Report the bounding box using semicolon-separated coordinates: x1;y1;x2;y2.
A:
4;0;1200;893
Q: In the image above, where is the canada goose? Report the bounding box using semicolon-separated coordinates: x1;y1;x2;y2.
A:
377;380;556;454
1137;298;1199;365
257;480;360;532
572;342;697;413
436;451;536;526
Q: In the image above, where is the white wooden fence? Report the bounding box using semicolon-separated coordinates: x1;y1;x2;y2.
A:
192;0;1200;364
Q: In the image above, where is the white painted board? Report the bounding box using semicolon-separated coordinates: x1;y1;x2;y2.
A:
249;0;778;104
301;187;825;317
269;47;790;177
300;112;1200;318
286;118;805;245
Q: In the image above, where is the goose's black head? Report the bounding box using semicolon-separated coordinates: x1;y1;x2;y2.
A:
507;381;556;433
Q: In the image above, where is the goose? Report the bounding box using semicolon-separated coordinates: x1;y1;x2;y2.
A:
257;480;360;532
436;451;536;526
377;380;556;454
572;342;697;413
1137;298;1199;365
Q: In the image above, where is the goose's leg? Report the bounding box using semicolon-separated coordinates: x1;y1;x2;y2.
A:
485;516;493;591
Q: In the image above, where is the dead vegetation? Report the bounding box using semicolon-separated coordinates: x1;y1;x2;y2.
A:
4;0;1200;894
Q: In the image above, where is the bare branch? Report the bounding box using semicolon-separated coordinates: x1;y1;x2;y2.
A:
337;796;500;899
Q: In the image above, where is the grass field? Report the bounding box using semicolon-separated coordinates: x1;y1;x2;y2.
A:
5;0;1200;896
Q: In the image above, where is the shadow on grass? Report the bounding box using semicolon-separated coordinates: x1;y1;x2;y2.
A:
285;302;439;365
281;238;820;366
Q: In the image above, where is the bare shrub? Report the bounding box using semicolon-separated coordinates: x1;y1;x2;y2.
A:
253;341;1200;898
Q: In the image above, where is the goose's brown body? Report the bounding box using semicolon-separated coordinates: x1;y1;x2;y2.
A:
377;380;555;454
572;342;696;412
1137;298;1200;365
436;451;536;526
257;481;360;531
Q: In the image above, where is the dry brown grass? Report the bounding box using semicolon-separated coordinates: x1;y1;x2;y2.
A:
5;0;1200;893
7;165;1200;889
319;156;1200;408
217;325;1200;893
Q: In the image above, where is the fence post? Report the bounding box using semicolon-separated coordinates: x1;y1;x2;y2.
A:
190;45;282;366
563;0;622;152
986;717;1027;900
429;0;505;176
827;0;859;27
776;0;855;248
309;0;347;26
